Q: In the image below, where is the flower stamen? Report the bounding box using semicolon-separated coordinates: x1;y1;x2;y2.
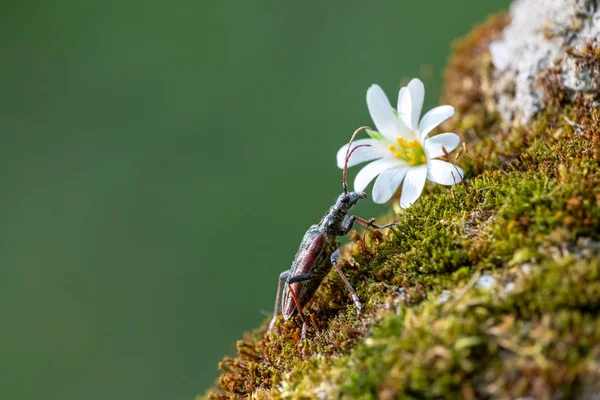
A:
389;138;427;166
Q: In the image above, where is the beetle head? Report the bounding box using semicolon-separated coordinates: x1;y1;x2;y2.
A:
336;191;366;211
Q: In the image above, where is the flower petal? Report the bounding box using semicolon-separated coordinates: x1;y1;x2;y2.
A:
367;84;410;141
397;86;412;131
427;160;464;185
423;133;460;159
372;167;408;203
354;158;399;192
418;105;454;140
400;165;427;208
336;138;386;168
408;78;425;132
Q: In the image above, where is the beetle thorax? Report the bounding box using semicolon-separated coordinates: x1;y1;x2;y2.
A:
318;207;347;235
318;191;366;235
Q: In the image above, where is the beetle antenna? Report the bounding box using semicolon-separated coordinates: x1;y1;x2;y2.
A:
342;126;372;193
344;144;371;193
344;126;371;163
343;125;371;193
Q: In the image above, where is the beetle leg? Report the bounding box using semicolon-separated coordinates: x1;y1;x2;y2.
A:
343;216;397;252
287;273;319;284
352;216;398;230
286;273;322;339
286;282;310;338
341;215;357;235
330;249;362;315
269;272;320;337
342;215;396;235
267;270;291;334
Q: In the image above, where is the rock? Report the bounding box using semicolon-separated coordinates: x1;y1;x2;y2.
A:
490;0;600;124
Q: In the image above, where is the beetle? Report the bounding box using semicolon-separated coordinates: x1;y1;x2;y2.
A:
266;126;398;338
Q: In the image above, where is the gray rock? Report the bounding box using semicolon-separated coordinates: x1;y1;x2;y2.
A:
490;0;600;124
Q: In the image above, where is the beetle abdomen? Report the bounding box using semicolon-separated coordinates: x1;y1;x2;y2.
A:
282;228;336;320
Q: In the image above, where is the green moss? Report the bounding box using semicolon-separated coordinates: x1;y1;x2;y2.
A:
292;256;600;399
203;13;600;400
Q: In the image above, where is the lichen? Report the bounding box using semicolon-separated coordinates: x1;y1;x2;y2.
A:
201;7;600;400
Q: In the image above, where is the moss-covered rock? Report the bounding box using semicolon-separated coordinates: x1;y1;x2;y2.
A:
201;4;600;399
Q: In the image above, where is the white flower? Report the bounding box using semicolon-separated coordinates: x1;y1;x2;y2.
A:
337;78;463;208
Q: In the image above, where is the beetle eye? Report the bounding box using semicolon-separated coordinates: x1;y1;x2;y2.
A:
341;195;350;203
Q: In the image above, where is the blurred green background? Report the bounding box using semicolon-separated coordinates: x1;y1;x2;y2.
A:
0;1;510;399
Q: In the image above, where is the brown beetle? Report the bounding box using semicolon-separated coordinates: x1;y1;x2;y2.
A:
267;126;397;338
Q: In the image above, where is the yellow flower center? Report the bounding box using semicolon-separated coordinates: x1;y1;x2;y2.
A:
387;138;427;166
